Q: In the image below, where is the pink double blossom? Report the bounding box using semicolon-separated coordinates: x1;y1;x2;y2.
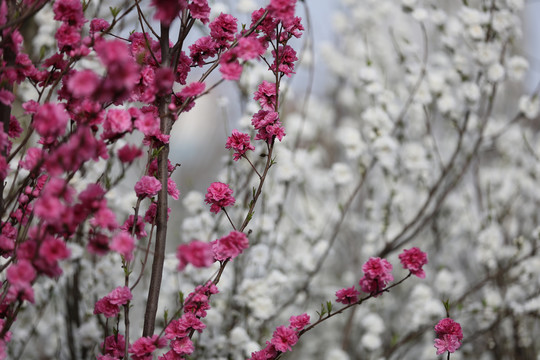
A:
251;109;285;143
254;81;277;111
434;318;463;355
33;103;69;138
204;182;235;213
399;247;428;278
359;257;393;296
270;325;298;352
110;231;135;260
93;286;132;318
135;175;162;198
212;230;249;261
176;240;214;271
225;129;255;161
209;13;238;48
335;286;360;304
289;313;310;331
128;335;167;360
101;334;125;358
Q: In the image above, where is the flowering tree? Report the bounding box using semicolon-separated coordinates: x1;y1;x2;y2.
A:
0;0;538;359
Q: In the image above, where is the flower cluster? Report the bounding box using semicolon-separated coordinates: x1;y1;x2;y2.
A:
399;247;428;278
204;182;235;213
434;318;463;355
225;130;255;161
359;257;394;296
249;313;310;359
93;286;133;318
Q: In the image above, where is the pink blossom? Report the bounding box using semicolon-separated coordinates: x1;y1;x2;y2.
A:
268;0;297;26
184;282;218;317
53;0;85;28
87;230;110;255
176;240;214;271
0;222;16;255
170;337;194;356
359;257;393;296
362;257;393;281
189;36;219;67
104;108;132;135
254;81;277;110
251;109;285;143
236;36;266;60
101;334;125;358
204;182;235;213
120;215;148;239
209;13;238;47
6;260;36;288
39;237;70;263
271;45;297;77
188;0;210;24
0;90;14;106
433;318;463;355
151;0;187;25
128;335;166;360
180;82;205;97
55;23;81;52
270;325;298;352
94;40;140;102
336;286;360;304
33;103;69;138
91;206;119;231
435;318;463;341
398;247;428;278
289;313;310;330
94;286;133;318
249;342;278;360
225;129;255;161
66;69;99;98
135;175;162;198
108;286;133;305
9;116;23;138
175;51;192;84
212;230;249;261
219;50;243;80
251;8;278;42
167;178;180;200
118;144;143;163
90;18;110;35
134;111;160;137
110;232;135;260
434;334;462;355
165;312;206;339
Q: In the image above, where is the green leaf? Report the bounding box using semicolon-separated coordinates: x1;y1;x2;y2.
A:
109;6;120;17
326;301;333;314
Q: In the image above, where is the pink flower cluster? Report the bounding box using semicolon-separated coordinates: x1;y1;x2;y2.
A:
212;230;249;261
157;282;218;359
434;318;463;355
251;110;285;144
399;247;428;278
335;248;427;305
134;175;162;198
359;257;394;296
225;129;255;161
176;231;249;270
176;240;214;271
249;313;310;359
129;335;167;360
204;182;235;213
94;286;133;318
